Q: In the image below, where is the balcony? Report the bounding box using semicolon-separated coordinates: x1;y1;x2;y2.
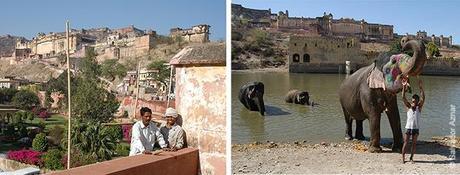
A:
48;148;199;175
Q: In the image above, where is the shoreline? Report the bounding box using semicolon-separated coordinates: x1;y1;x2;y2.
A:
230;67;460;76
232;137;460;174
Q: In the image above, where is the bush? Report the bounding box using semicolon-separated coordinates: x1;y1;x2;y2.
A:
32;133;48;152
61;149;97;168
122;124;132;142
115;143;130;157
48;125;64;146
7;149;42;166
103;125;123;141
38;110;50;119
4;123;28;140
42;149;64;170
12;90;40;110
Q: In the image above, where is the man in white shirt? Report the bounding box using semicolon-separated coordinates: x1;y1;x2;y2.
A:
160;108;185;151
129;107;167;156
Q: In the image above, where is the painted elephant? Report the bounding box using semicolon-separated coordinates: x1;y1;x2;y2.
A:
239;82;265;116
339;39;426;153
285;90;310;105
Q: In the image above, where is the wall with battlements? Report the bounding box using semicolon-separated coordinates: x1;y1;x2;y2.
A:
288;36;372;73
170;24;210;43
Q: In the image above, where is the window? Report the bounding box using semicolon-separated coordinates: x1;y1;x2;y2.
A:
303;54;310;63
293;54;300;62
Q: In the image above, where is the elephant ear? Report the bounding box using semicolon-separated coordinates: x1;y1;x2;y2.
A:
367;65;385;89
382;54;412;93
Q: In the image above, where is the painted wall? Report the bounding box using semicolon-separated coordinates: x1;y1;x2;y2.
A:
174;66;226;175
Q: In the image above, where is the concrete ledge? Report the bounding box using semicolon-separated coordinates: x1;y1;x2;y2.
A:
48;148;199;175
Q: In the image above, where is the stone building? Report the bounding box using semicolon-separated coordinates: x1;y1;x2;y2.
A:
0;77;29;89
170;24;210;43
232;4;394;42
25;32;96;59
288;35;370;73
170;42;226;174
404;30;453;48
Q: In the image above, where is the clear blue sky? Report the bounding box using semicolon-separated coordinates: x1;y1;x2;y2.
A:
233;0;459;44
0;0;225;41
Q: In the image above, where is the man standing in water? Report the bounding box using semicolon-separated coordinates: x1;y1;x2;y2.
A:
129;107;167;156
401;78;425;163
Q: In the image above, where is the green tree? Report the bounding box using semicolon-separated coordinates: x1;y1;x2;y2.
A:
389;40;402;54
100;59;127;81
427;41;441;58
42;149;64;170
0;88;18;104
79;48;101;80
71;80;119;122
32;133;48;152
69;121;117;161
12;90;40;110
147;60;171;87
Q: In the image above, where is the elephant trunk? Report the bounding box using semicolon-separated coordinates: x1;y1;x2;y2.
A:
255;96;265;116
402;40;427;76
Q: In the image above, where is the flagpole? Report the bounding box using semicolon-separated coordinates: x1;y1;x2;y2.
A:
132;62;140;119
66;20;72;169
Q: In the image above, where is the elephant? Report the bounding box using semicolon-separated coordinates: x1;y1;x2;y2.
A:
339;38;427;153
285;90;311;105
239;81;265;116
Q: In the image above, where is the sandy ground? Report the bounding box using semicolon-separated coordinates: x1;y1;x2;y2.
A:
232;137;460;174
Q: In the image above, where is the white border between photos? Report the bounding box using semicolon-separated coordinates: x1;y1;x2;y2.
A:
225;0;232;174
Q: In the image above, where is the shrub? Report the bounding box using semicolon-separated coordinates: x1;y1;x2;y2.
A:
38;110;51;119
12;90;40;110
32;133;48;152
6;149;42;166
115;143;130;157
122;124;132;142
61;149;97;168
42;149;64;170
48;125;64;146
103;125;123;141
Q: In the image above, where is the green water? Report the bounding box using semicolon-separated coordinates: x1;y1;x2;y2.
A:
232;72;460;144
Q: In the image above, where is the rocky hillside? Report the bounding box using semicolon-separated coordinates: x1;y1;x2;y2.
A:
0;35;26;57
232;28;288;70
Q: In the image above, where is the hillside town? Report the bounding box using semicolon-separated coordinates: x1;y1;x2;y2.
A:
231;3;460;75
0;20;226;174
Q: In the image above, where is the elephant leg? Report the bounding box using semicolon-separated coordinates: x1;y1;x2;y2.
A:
385;97;403;153
368;113;382;153
342;107;353;140
355;120;365;140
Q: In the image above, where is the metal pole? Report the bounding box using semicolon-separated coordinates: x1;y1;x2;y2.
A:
132;62;140;119
65;20;71;169
166;65;173;108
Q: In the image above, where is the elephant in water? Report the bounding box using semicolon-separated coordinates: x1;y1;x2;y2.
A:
239;82;265;116
285;90;311;105
339;38;427;153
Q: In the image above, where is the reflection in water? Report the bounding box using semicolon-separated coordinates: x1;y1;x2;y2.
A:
232;72;460;144
265;105;291;116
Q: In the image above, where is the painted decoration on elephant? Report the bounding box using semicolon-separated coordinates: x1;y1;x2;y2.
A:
383;54;412;92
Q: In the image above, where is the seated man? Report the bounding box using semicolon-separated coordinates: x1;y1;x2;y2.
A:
160;108;185;151
129;107;167;156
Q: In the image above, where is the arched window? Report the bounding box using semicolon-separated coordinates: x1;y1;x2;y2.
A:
293;54;300;62
303;54;310;63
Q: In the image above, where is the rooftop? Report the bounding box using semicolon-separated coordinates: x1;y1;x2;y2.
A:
169;42;225;66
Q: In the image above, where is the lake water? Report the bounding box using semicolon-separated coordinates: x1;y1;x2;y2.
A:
232;72;460;144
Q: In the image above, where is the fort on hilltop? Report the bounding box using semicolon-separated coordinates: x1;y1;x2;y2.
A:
8;24;210;61
232;3;453;47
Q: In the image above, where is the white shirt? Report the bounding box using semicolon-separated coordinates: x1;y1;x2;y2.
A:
129;121;167;156
405;106;420;129
160;124;185;149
